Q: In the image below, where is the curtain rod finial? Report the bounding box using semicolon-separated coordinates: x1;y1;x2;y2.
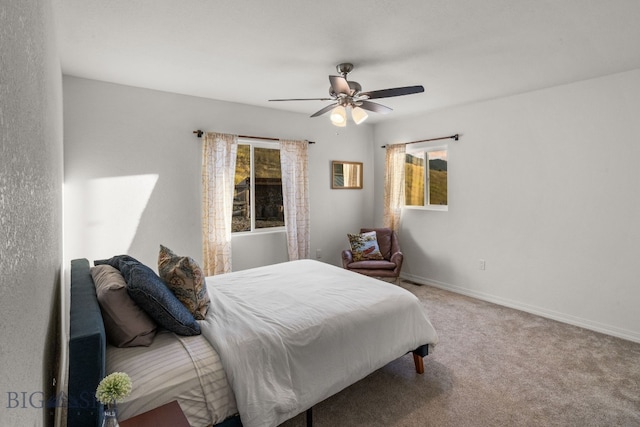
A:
193;130;203;138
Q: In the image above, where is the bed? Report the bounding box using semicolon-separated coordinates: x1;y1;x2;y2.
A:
67;257;438;427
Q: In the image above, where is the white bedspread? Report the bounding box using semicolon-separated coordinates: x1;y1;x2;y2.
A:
200;259;438;427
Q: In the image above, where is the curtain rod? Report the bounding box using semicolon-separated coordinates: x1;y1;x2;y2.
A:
381;133;459;148
193;130;315;144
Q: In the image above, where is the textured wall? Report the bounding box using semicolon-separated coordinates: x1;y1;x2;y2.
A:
0;0;63;425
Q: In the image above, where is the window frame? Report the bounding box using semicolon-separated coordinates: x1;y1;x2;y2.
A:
232;139;286;234
404;143;449;212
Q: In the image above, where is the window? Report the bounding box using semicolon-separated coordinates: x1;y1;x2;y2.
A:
232;141;285;232
405;145;448;210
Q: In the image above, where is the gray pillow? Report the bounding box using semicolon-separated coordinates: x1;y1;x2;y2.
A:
91;265;157;347
126;263;201;336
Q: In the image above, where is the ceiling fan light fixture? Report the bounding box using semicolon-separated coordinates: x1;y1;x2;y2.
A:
271;63;424;125
351;106;368;124
330;105;347;127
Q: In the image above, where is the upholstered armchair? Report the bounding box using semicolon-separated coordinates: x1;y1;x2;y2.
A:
342;228;403;283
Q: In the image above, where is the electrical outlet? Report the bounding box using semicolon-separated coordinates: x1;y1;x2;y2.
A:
316;248;322;259
479;259;486;270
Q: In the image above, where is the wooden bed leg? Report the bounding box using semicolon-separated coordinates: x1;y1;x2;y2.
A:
306;407;313;427
413;352;425;374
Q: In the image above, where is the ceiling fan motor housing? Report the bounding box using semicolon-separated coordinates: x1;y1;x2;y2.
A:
329;80;361;98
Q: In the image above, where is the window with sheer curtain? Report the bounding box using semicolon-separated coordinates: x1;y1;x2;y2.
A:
202;133;309;274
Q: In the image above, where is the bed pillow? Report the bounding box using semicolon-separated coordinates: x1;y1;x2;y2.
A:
90;264;157;347
347;231;385;262
126;262;201;336
94;254;141;283
157;245;210;320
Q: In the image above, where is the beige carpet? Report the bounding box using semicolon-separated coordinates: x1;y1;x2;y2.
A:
280;281;640;426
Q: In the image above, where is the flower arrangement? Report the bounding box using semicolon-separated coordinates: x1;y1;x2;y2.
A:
95;372;132;406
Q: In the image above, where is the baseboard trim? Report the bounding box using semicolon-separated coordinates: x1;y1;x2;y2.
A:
401;273;640;344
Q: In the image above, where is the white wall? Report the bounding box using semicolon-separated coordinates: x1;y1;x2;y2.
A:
63;76;376;272
63;68;640;344
373;69;640;342
0;0;63;425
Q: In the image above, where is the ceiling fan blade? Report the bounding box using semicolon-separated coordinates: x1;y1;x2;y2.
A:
310;103;338;118
269;97;334;101
329;75;352;96
359;100;393;114
360;85;424;100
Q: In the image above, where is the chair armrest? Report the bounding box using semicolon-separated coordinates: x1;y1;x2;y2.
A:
390;251;403;263
342;250;354;268
390;251;404;274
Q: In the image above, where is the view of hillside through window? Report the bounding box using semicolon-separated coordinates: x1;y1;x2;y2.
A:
405;149;448;207
233;144;284;232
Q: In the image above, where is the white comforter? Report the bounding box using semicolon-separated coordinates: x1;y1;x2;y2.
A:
200;259;438;427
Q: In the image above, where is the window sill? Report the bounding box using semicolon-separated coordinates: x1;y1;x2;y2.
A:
232;227;286;236
404;205;448;212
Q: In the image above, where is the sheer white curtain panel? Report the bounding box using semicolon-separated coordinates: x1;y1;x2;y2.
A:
202;132;238;275
384;143;406;231
279;139;310;260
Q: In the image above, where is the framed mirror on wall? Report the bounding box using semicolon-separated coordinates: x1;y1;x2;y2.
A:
332;161;363;189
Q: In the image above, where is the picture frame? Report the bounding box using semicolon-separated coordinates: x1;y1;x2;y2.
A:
331;161;363;189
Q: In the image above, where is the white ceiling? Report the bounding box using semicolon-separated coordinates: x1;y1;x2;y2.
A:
54;0;640;123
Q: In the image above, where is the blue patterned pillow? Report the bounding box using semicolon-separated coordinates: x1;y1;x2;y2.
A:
95;255;200;336
126;263;200;336
94;255;141;282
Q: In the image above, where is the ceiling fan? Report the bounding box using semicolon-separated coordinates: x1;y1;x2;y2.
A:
269;63;424;126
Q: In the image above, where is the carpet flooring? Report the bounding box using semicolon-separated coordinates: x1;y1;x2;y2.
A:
280;281;640;426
